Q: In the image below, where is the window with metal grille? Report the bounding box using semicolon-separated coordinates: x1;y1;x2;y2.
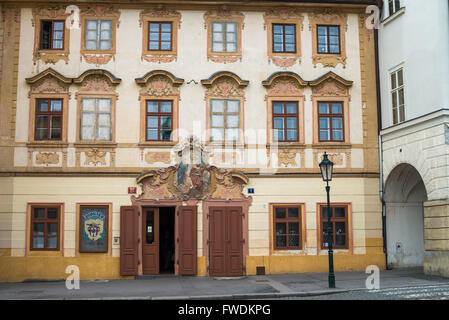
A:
273;206;302;250
30;206;60;251
320;205;349;250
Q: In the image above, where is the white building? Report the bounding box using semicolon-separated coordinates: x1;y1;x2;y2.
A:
378;0;449;276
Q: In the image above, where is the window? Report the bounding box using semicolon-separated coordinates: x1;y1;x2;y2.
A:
272;102;298;142
273;205;302;250
318;102;344;142
40;20;65;50
85;20;112;51
210;99;240;142
79;205;109;253
35;99;63;140
317;25;340;54
320;205;349;250
80;98;112;141
388;0;401;16
146;100;173;141
148;22;172;51
30;206;60;251
272;24;296;53
211;22;237;53
391;68;405;124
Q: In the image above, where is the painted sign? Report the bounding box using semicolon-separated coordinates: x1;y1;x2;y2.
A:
79;206;108;253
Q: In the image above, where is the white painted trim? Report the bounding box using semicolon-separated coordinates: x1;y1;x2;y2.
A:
382;7;406;26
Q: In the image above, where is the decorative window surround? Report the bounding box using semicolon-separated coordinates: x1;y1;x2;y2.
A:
135;70;184;146
80;5;121;66
309;9;348;68
201;72;249;146
139;7;181;63
32;6;71;64
310;71;352;145
204;9;244;64
263;8;303;67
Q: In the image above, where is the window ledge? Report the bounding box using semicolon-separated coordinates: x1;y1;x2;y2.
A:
26;142;68;148
311;143;352;149
382;7;406;26
74;142;117;148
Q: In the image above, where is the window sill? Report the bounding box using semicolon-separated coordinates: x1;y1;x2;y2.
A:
74;142;117;148
382;7;406;26
27;142;68;148
311;143;352;149
138;142;177;148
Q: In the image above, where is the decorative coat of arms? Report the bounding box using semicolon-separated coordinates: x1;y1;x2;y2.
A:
134;137;250;201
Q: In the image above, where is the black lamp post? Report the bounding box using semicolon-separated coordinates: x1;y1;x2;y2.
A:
319;152;335;289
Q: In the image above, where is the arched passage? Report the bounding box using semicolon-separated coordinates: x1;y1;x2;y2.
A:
384;163;427;268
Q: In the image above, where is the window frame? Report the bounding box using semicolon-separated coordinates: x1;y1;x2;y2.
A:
40;19;65;51
34;98;63;141
388;0;402;16
29;205;61;251
272;23;297;54
211;21;238;54
79;97;114;143
390;68;405;125
272;205;303;250
316;24;341;55
209;99;241;143
147;21;173;52
319;205;349;250
317;101;345;142
78;204;110;254
145;100;174;142
272;101;300;143
83;19;113;52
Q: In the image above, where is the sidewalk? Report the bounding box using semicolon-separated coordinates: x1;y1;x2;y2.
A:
0;267;448;300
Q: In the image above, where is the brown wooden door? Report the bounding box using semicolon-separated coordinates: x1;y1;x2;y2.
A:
209;206;243;277
178;206;197;275
142;207;159;274
120;206;138;276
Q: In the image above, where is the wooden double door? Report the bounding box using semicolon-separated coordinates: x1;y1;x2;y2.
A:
209;206;244;277
120;206;197;276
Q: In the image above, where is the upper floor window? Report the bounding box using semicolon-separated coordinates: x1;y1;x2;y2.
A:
148;22;172;51
211;22;237;53
146;100;173;141
210;99;240;142
318;102;344;142
80;98;112;141
391;68;405;125
272;24;296;53
317;25;340;54
273;101;298;142
35;99;63;140
85;20;112;51
388;0;402;16
40;20;65;50
30;205;61;251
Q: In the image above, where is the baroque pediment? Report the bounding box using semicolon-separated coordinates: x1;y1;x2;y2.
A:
134;137;249;201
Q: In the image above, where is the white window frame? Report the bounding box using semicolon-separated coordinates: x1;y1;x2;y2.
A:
211;22;237;53
387;0;402;16
85;19;112;51
210;99;240;142
390;67;405;125
80;98;112;141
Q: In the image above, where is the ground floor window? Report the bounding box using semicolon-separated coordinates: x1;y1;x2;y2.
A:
320;205;349;249
273;205;302;250
30;205;61;251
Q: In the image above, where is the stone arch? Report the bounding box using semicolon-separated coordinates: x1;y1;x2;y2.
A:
384;163;427;268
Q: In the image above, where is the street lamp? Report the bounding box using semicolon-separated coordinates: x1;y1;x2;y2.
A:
319;152;335;289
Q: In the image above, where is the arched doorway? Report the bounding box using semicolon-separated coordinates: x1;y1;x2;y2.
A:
384;163;427;268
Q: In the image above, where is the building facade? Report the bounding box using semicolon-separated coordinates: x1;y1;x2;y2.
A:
0;0;384;282
378;0;449;276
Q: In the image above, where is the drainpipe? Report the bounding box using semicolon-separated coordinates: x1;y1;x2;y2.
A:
374;21;389;269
